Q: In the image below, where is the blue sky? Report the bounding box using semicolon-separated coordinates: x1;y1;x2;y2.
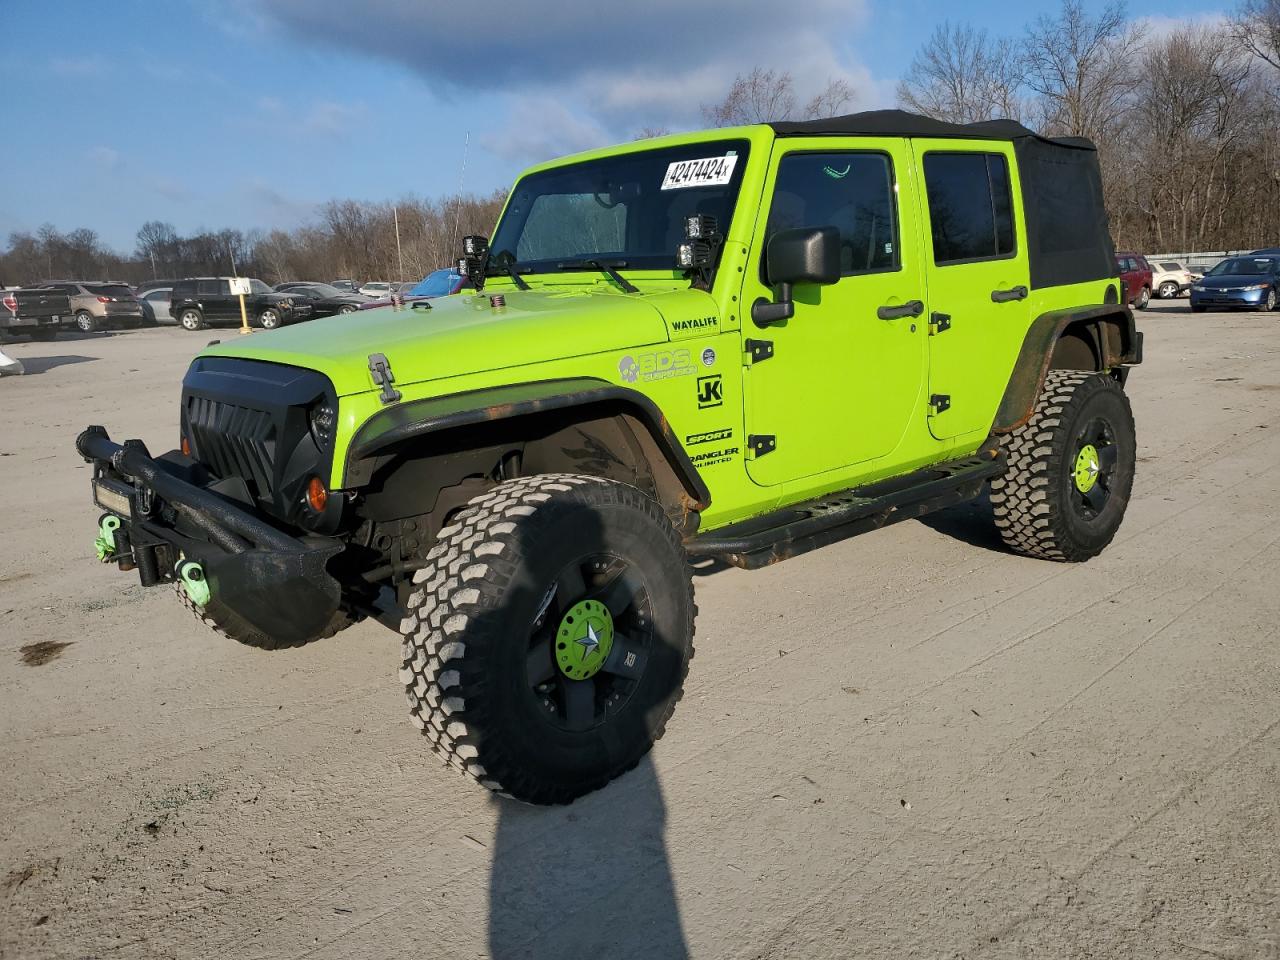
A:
0;0;1219;252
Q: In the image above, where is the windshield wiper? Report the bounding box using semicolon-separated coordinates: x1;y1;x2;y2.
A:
556;259;639;294
499;263;530;290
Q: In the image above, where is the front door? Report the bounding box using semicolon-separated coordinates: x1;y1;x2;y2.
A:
741;138;928;487
912;142;1031;440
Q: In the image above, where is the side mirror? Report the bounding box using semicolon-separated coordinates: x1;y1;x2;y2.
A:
752;226;841;327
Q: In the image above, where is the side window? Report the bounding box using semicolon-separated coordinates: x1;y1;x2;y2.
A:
196;280;221;296
922;152;1016;265
764;152;899;278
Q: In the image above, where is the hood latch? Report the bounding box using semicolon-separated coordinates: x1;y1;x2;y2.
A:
368;353;402;405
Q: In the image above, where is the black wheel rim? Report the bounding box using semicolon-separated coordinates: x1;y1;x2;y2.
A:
1069;417;1119;521
525;553;653;732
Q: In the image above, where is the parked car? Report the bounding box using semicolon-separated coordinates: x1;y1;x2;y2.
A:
358;281;393;298
357;268;464;310
273;282;368;317
43;280;145;332
1115;253;1152;309
1151;260;1195;299
169;277;312;331
1;286;73;339
138;286;174;324
1189;255;1280;312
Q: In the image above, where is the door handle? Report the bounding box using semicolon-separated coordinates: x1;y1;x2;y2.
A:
990;285;1028;303
877;299;924;320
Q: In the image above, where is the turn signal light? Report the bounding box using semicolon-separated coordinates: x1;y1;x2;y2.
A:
180;435;191;456
306;476;328;512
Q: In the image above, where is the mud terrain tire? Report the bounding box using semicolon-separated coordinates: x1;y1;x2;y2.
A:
175;583;359;649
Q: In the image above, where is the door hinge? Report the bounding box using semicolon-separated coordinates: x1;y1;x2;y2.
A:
744;339;774;364
929;394;951;415
368;352;402;405
747;434;777;458
929;312;951;335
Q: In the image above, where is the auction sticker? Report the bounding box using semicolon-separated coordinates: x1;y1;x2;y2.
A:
661;153;738;190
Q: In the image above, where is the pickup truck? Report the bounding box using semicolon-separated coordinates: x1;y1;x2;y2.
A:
1;287;74;340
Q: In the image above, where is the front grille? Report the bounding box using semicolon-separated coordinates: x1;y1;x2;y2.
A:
186;396;277;497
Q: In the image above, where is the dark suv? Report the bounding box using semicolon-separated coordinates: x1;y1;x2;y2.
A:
170;278;311;332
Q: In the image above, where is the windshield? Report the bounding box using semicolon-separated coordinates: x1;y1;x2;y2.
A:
249;279;272;295
409;269;461;297
1208;257;1277;276
303;283;344;297
489;140;750;273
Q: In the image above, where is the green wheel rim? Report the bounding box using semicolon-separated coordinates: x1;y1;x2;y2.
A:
554;598;614;680
1074;443;1101;493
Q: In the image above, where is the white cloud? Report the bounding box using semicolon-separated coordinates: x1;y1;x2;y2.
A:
1132;10;1231;41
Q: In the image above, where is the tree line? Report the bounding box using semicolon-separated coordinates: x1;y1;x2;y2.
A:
2;0;1276;287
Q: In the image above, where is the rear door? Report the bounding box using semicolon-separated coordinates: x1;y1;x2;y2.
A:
741;137;928;486
198;279;233;322
913;142;1029;441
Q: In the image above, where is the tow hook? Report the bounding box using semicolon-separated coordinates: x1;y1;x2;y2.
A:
95;514;121;562
177;559;211;606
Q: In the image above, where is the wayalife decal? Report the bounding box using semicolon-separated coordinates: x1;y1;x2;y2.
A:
690;446;739;468
686;428;733;446
620;349;695;384
671;315;718;333
823;164;851;179
696;374;723;409
701;347;716;366
661;153;739;190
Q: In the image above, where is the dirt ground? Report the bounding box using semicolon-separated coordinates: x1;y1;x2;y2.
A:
1;303;1277;960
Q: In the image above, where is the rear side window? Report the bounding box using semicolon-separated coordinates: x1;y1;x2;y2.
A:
1160;262;1182;271
196;279;222;296
172;280;195;298
87;284;133;298
145;290;170;302
764;151;899;276
923;152;1015;265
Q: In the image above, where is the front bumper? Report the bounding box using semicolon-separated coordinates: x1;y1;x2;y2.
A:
76;425;343;646
1190;288;1266;308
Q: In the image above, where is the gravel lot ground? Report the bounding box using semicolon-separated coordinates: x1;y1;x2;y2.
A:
1;303;1277;960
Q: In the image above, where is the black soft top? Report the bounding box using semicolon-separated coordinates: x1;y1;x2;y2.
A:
768;110;1116;291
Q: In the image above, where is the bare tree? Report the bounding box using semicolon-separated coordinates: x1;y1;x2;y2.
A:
702;68;854;126
1021;0;1142;140
898;23;1025;122
1236;0;1280;71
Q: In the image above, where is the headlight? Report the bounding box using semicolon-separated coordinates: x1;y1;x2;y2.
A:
1241;283;1267;291
1192;285;1205;292
309;401;336;449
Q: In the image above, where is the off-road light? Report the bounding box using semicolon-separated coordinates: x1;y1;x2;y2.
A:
306;476;328;512
684;215;719;241
463;235;489;257
457;258;469;276
677;240;713;270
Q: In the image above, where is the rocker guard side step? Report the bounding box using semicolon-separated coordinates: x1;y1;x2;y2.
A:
686;446;1006;570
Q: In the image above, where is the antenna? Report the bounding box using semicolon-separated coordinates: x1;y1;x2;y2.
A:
450;130;470;253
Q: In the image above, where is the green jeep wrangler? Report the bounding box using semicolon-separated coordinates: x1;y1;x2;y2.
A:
78;110;1141;804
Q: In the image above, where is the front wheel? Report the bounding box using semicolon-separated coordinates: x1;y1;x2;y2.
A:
339;305;357;314
1158;281;1179;299
1264;287;1278;312
75;311;98;333
258;308;281;329
991;370;1136;562
179;309;204;331
400;474;695;804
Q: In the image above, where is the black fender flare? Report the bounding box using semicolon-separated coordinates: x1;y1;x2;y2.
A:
993;305;1143;433
341;377;711;509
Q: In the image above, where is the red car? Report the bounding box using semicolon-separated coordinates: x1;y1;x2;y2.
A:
1115;252;1152;309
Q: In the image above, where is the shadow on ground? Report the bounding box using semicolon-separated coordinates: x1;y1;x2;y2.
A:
916;487;1009;553
488;755;687;959
11;355;99;375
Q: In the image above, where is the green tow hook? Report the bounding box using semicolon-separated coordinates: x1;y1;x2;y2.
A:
177;560;211;607
94;514;121;562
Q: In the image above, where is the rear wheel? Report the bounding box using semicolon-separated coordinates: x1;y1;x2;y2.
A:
1134;286;1150;309
75;311;98;333
991;370;1136;562
179;308;204;331
1158;281;1179;299
399;474;695;804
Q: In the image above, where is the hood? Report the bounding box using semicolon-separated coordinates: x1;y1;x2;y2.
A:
200;287;675;396
1198;274;1272;287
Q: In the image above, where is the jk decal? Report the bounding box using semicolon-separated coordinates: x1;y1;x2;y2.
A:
696;375;723;409
686;428;733;446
